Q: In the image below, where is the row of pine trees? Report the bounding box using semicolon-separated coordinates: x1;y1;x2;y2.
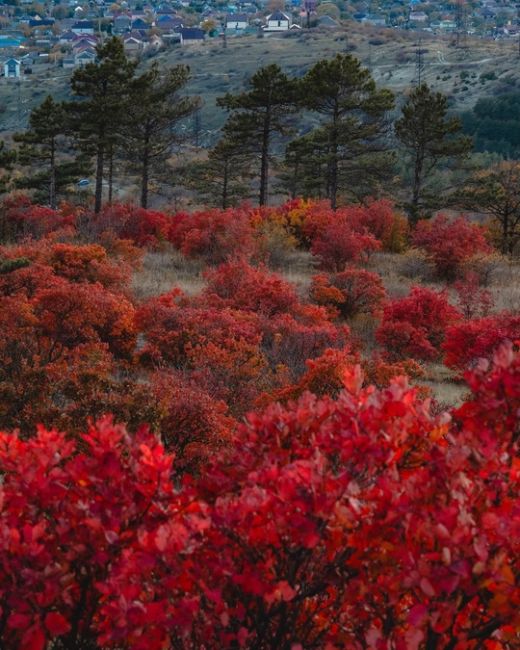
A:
1;37;472;219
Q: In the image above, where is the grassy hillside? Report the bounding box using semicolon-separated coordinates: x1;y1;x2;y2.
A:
1;22;520;140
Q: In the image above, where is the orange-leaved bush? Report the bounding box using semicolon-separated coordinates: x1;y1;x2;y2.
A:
310;267;386;319
168;207;257;264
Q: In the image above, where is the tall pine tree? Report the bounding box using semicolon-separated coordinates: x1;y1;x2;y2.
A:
68;37;137;213
300;54;394;210
217;64;298;206
395;83;472;222
123;63;200;208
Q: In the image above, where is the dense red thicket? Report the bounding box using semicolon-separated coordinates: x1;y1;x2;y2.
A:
443;312;520;371
0;346;518;649
412;215;492;280
377;286;462;361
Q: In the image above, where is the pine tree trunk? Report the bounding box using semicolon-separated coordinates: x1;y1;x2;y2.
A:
94;147;104;214
411;147;425;222
329;108;339;211
222;159;229;209
140;130;151;209
259;110;271;206
49;139;56;210
108;148;114;205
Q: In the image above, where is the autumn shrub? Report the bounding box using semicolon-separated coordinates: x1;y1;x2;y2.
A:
151;371;235;472
342;199;409;252
0;416;208;650
443;311;520;370
310;216;380;271
1;349;519;647
0;195;76;241
1;241;130;290
94;204;171;248
412;215;492;280
376;286;462;361
0;269;137;432
310;267;386;319
202;258;299;317
454;272;493;319
168;206;257;264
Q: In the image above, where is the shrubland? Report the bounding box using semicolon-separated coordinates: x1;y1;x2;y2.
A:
0;196;518;649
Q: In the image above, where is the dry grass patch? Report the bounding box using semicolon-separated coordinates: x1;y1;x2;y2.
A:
132;248;205;300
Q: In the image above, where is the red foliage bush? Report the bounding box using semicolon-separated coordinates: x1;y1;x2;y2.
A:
310;216;380;271
0;416;208;649
443;311;520;370
0;195;76;240
1;349;519;647
310;267;386;319
151;371;234;472
94;204;171;247
454;272;493;320
168;207;257;264
377;286;462;361
202;258;299;317
342;198;409;252
1;241;130;290
412;215;492;280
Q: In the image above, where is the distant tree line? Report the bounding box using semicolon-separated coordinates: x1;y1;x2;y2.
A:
1;35;510;224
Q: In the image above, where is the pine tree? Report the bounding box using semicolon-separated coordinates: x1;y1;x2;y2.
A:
217;64;298;206
300;54;394;210
14;96;89;208
0;141;16;195
395;83;472;222
181;130;253;209
68;37;137;213
280;130;329;199
123;63;200;209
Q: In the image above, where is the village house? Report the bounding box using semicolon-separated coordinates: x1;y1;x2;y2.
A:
225;13;249;30
71;20;96;35
113;14;132;34
178;27;205;44
3;57;21;78
264;10;291;31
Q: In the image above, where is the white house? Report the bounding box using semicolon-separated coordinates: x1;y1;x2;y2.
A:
3;58;21;78
264;10;291;31
226;13;248;30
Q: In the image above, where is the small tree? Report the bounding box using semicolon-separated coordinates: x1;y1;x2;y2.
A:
14;96;89;208
395;84;472;222
457;161;520;255
124;63;201;209
181;123;254;209
218;64;298;206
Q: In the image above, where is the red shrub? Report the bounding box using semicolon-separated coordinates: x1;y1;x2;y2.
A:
342;199;409;252
168;207;257;264
0;195;76;240
310;267;386;319
454;272;493;320
95;204;171;247
202;259;299;317
1;241;129;290
412;215;492;280
151;371;234;472
0;417;208;650
377;286;462;361
443;312;520;370
310;217;380;271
